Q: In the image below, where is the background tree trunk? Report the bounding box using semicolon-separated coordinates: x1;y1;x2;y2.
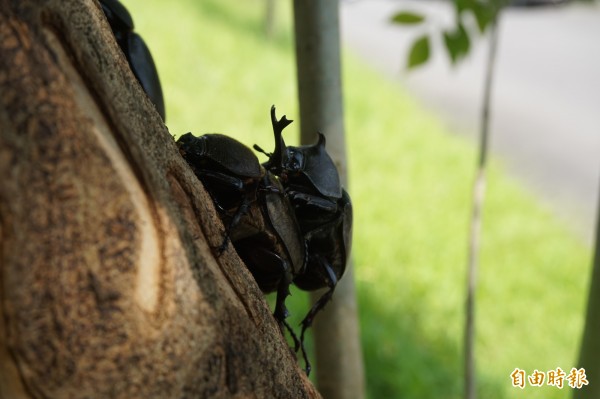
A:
293;1;365;398
0;0;319;397
574;186;600;399
264;0;276;39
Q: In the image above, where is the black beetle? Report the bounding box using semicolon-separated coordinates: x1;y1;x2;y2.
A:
100;0;166;121
255;107;353;344
176;132;307;346
176;107;352;375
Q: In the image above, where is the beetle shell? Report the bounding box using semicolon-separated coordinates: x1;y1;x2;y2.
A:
178;133;263;179
232;174;306;293
127;33;166;121
262;174;307;278
177;133;264;214
100;0;166;120
100;0;134;32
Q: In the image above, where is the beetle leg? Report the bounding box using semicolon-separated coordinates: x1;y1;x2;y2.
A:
258;179;282;195
273;260;301;351
299;259;338;345
196;170;245;192
216;191;257;254
287;191;338;213
289;258;338;376
273;260;293;320
274;291;301;354
192;170;257;254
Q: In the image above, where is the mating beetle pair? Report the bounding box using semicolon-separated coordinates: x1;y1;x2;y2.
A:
255;108;352;343
177;107;352;374
101;0;352;375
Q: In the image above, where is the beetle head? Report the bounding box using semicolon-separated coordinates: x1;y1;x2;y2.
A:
260;106;342;199
283;134;342;199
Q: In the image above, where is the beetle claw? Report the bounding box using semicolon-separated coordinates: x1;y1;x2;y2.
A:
296;334;311;376
215;233;229;256
278;319;300;352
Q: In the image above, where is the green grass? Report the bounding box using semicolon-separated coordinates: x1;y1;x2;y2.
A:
124;0;592;397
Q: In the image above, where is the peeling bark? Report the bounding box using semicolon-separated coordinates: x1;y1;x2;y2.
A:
0;0;319;397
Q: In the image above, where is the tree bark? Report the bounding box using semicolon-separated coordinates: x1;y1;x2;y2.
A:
293;1;365;398
0;0;319;398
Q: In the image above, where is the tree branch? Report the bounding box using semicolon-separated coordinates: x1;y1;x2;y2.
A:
0;0;319;397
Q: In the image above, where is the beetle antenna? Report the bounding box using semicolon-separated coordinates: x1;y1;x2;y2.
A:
253;144;272;158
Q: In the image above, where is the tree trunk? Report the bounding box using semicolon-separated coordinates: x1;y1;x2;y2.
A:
0;0;319;397
292;1;365;398
264;0;276;39
574;187;600;399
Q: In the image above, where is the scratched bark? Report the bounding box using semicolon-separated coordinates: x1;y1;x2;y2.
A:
0;0;319;397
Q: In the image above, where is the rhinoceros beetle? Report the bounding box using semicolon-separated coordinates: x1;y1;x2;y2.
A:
99;0;166;120
255;106;353;344
176;132;307;354
176;133;263;232
176;107;352;376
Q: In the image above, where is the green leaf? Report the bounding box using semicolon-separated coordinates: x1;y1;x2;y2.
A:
443;23;470;64
472;2;498;33
407;35;430;69
455;0;470;13
390;11;425;25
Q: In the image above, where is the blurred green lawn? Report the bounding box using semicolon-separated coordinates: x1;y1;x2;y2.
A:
124;0;592;397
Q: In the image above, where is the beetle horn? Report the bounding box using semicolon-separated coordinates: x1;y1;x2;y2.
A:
268;105;293;172
316;132;326;147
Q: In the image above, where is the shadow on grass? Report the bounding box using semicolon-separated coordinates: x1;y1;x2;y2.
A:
273;280;509;398
358;284;508;399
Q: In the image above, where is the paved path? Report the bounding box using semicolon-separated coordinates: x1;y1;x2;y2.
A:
340;0;600;242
